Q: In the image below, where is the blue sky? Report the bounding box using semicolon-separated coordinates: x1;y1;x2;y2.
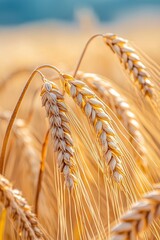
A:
0;0;159;25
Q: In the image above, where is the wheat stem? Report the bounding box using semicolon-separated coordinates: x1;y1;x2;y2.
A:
73;34;103;77
0;65;63;174
26;88;40;125
0;70;41;174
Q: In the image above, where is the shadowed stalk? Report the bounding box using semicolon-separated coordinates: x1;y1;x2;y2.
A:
35;129;50;215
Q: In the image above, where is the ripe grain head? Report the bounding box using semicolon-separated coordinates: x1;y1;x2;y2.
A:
62;73;124;183
41;80;77;189
103;33;154;98
0;174;45;239
111;184;160;240
78;73;148;173
0;111;40;204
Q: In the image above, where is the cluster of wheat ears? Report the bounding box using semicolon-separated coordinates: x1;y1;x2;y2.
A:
0;32;160;240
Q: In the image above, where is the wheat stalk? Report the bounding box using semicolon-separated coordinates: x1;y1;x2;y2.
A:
103;33;154;97
62;73;124;182
111;184;160;240
78;73;147;172
41;80;77;189
0;174;44;239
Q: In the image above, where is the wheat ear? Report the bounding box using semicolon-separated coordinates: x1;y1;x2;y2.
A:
0;111;40;175
41;80;76;189
111;184;160;240
78;73;147;172
63;74;124;182
0;174;44;239
103;33;153;97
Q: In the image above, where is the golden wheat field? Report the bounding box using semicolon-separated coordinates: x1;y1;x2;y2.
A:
0;12;160;240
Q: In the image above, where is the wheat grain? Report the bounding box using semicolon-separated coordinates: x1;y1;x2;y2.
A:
103;33;154;97
41;80;77;189
111;184;160;240
78;73;147;172
0;174;44;239
63;73;124;182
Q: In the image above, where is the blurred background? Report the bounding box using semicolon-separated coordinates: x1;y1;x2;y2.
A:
0;0;160;25
0;0;159;90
